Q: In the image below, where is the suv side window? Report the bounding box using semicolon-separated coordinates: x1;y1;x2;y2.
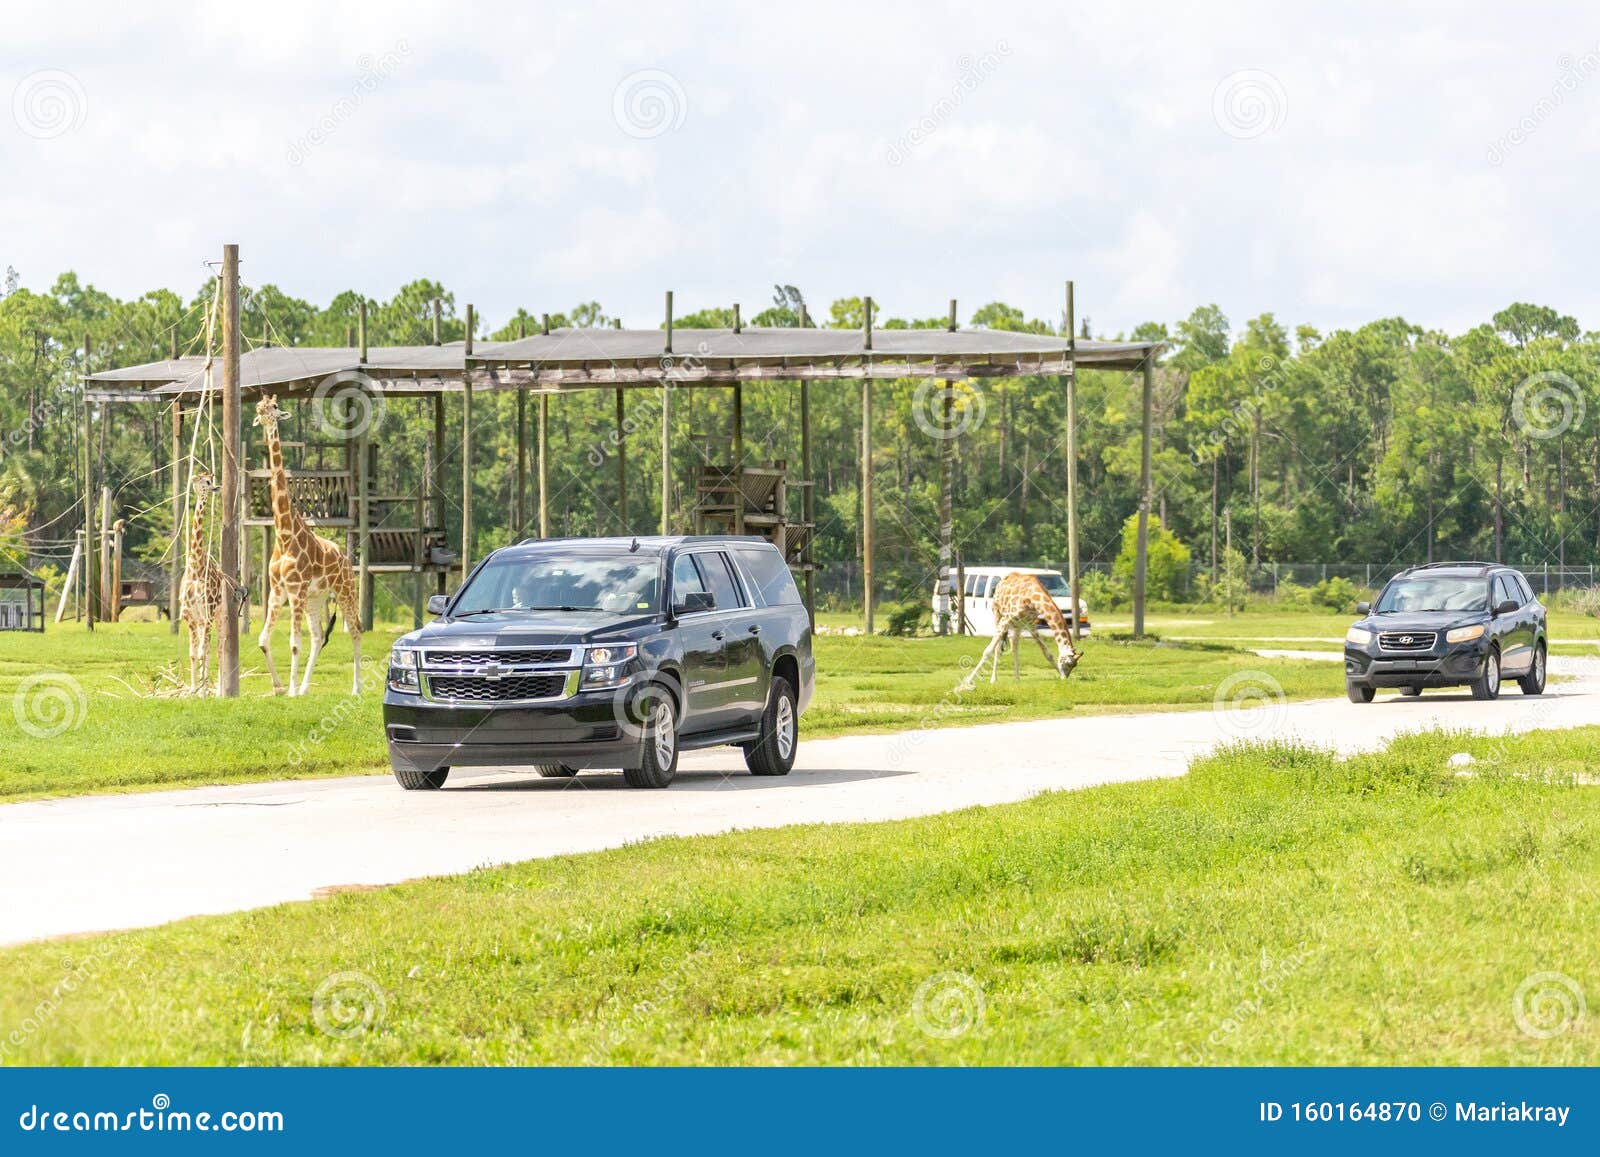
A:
671;553;707;611
1515;574;1536;604
734;547;802;606
697;552;744;612
1493;575;1518;609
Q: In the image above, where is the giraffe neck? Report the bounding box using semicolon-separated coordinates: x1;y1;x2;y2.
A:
1035;587;1075;655
261;411;300;537
188;487;209;570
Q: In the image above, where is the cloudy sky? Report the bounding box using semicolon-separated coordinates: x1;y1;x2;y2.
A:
4;1;1599;338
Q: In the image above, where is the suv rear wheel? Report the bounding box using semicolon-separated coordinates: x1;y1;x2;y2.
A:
1518;643;1547;696
1470;647;1501;701
394;765;449;790
744;676;798;776
534;763;579;778
1399;685;1421;697
623;687;679;789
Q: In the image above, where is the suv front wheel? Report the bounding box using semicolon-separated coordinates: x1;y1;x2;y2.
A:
1346;682;1375;704
1470;647;1501;701
624;685;679;789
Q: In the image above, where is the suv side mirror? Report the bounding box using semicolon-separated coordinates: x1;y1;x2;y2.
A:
675;590;715;615
1355;601;1371;615
1493;598;1518;616
427;593;450;616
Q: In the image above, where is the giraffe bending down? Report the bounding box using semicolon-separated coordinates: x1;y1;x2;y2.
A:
179;470;226;693
253;395;363;696
957;572;1081;691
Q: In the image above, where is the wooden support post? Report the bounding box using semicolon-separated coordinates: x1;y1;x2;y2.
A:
862;375;874;633
98;486;112;615
661;291;673;535
357;401;372;630
515;324;527;539
1064;281;1081;642
358;300;368;363
82;334;96;629
110;520;124;620
218;242;242;696
800;379;815;628
461;303;474;583
431;298;442;346
615;387;628;531
413;489;425;629
863;295;873;350
732;381;745;534
937;298;956;636
733;303;741;334
169;402;182;631
431;395;445;594
1133;351;1154;640
56;533;82;623
538;394;549;538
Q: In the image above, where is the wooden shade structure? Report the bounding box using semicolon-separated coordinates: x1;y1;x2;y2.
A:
84;291;1164;639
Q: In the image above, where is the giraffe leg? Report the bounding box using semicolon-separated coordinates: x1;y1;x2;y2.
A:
286;592;305;696
958;630;1001;692
257;580;287;695
298;592;328;696
185;620;201;692
198;621;213;695
337;580;364;695
1012;627;1022;680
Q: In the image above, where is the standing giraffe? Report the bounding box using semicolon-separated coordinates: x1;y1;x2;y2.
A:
957;572;1081;691
253;395;363;696
179;470;226;693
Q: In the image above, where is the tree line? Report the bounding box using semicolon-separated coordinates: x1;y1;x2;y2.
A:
0;267;1593;611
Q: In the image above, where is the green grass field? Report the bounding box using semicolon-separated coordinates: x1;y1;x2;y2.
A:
2;727;1594;1065
0;617;1342;802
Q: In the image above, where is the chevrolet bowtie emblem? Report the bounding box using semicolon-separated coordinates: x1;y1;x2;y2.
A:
479;662;505;681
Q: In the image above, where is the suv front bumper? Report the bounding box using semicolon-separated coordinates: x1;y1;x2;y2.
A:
1344;638;1489;688
383;688;649;773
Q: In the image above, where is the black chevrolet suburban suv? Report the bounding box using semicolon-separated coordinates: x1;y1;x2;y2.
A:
383;536;815;789
1343;562;1547;702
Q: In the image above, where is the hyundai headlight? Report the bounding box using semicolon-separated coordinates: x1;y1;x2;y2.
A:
1445;624;1486;643
1345;626;1373;646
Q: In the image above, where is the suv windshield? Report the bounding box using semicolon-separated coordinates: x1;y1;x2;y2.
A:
1375;576;1488;614
452;553;660;615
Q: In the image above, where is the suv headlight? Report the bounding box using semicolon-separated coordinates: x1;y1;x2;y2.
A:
1445;624;1486;643
583;643;639;688
1345;626;1373;646
388;647;421;692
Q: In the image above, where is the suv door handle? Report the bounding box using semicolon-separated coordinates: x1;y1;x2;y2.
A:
748;624;761;635
710;630;725;641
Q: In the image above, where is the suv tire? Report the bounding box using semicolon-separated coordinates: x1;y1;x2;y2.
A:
1399;685;1421;697
744;676;798;777
394;765;449;790
1470;647;1501;701
624;685;679;789
1346;682;1374;704
534;763;580;778
1518;643;1547;696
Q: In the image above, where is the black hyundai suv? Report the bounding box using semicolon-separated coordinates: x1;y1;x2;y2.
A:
1343;562;1547;702
383;536;815;789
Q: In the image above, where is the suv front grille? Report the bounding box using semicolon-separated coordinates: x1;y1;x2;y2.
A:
426;673;569;702
1379;631;1437;651
426;648;571;666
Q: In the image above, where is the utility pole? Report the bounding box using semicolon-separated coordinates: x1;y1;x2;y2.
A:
1064;281;1081;642
1133;351;1154;639
217;243;242;696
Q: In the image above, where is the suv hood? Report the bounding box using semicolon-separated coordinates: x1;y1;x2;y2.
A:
1358;609;1484;632
399;610;657;649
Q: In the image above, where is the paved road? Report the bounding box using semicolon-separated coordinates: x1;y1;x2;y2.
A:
4;669;1595;946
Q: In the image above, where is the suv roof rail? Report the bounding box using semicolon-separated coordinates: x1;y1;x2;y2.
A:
1408;560;1495;572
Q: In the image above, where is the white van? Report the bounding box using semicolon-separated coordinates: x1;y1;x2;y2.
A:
932;566;1091;637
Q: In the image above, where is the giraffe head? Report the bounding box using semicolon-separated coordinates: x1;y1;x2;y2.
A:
189;469;217;496
254;394;284;430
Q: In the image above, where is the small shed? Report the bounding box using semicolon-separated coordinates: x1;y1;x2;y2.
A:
0;570;46;632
